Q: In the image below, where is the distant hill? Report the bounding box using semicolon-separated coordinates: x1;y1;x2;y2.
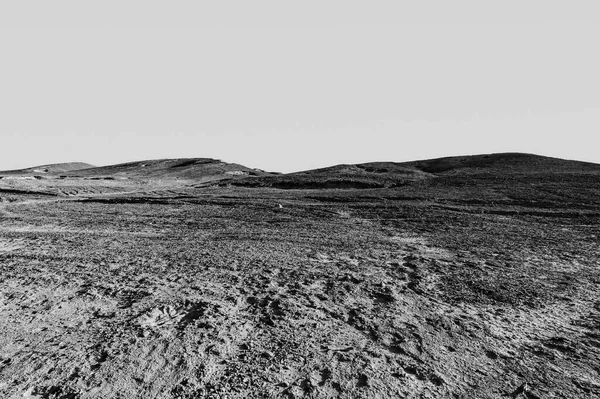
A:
68;158;273;183
232;162;434;189
231;153;600;189
400;153;600;175
3;153;599;189
0;158;275;189
0;162;95;175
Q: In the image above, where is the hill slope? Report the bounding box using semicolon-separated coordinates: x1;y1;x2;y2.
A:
69;158;270;182
401;152;600;175
232;153;600;189
0;158;272;197
0;162;95;175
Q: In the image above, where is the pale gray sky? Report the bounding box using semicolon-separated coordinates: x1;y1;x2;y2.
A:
1;1;599;173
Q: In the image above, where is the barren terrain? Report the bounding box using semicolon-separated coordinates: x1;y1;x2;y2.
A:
1;154;599;398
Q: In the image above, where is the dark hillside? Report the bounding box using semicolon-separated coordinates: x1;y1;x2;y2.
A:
231;162;433;189
232;153;600;190
400;152;600;175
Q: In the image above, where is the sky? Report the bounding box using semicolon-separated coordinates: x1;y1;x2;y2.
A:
1;1;599;173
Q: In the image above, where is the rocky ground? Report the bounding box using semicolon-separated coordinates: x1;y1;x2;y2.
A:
0;154;599;398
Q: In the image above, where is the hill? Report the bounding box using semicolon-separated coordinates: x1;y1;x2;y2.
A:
232;162;434;189
401;152;600;175
0;159;273;195
68;158;271;182
231;153;600;189
0;162;95;175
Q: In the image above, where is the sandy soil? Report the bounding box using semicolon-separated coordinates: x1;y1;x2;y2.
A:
1;155;599;398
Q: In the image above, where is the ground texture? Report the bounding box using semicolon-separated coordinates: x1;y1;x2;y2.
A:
0;154;599;398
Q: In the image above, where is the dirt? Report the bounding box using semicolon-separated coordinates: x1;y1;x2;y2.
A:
0;154;599;398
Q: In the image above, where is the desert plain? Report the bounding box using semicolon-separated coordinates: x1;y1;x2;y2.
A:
0;153;599;398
